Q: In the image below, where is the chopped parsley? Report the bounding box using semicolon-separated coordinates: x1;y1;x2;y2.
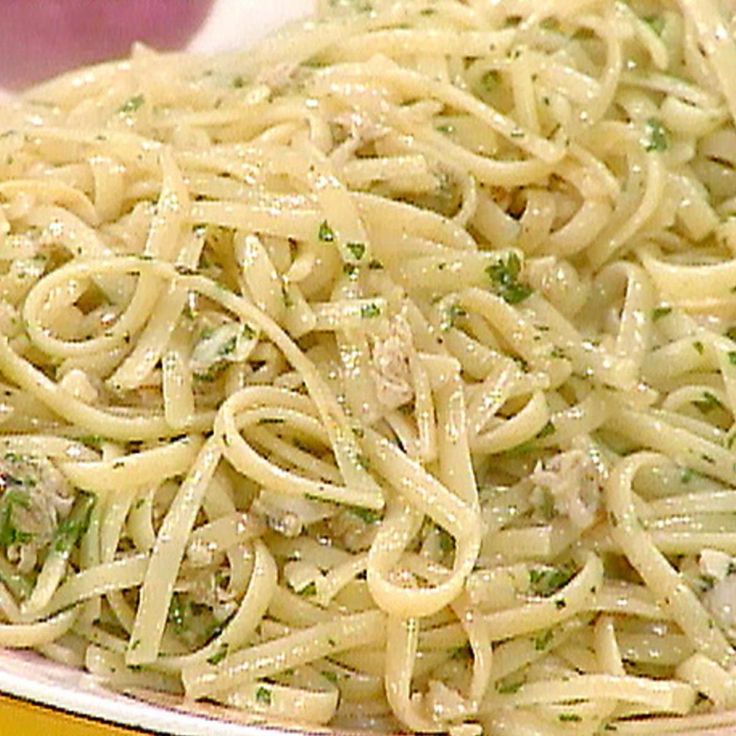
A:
53;492;95;554
728;351;736;366
345;241;366;260
643;15;665;35
318;220;335;242
77;435;105;450
481;70;500;91
536;421;556;439
207;644;229;665
644;118;669;153
533;629;554;651
443;303;467;331
451;643;472;660
496;677;525;694
0;489;33;548
348;506;381;524
322;670;339;685
360;302;381;319
529;566;574;597
559;713;582;723
486;253;533;305
681;467;695;484
118;94;145;115
296;581;317;597
692;391;724;415
167;594;187;633
255;686;272;706
652;306;672;321
693;340;705;355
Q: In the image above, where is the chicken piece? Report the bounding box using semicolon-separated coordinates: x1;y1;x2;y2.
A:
369;316;414;410
530;449;602;530
255;62;299;92
0;453;74;573
699;550;736;641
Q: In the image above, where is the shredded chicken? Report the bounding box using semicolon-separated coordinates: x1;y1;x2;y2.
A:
255;62;299;92
252;489;333;538
175;567;237;623
700;550;736;640
0;453;74;573
426;680;474;722
530;449;602;530
369;315;414;410
331;111;389;168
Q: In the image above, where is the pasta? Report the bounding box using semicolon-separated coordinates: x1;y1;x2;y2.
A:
3;0;736;732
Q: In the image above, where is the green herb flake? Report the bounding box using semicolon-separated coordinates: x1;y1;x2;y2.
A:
53;492;96;554
450;643;472;660
559;713;582;723
533;629;554;651
496;677;525;694
297;582;317;597
368;259;384;270
207;644;229;665
0;489;33;548
692;391;724;415
643;15;665;35
486;253;533;305
727;327;736;342
681;467;695;484
728;351;736;366
529;566;574;597
360;302;381;319
550;346;568;360
118;94;145;115
77;435;104;450
318;220;335;243
652;306;672;321
167;594;186;633
348;506;381;524
481;70;500;91
255;686;272;706
693;340;705;355
322;670;339;685
438;528;454;555
443;303;468;331
345;241;366;260
536;421;556;440
644;118;669;152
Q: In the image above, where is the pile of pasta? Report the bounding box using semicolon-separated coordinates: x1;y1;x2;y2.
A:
2;0;736;733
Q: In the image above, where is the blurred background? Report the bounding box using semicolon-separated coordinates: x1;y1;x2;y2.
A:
0;0;313;93
0;0;216;90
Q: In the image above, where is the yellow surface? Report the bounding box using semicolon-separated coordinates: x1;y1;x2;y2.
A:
0;694;148;735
